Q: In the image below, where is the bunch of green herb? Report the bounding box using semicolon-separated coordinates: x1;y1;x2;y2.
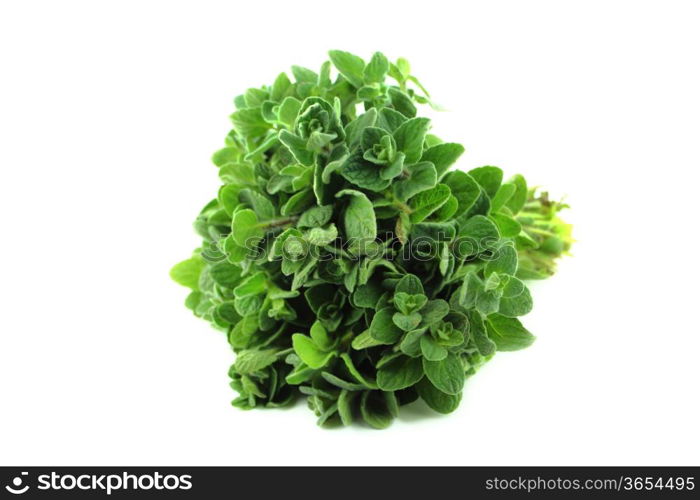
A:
171;50;572;428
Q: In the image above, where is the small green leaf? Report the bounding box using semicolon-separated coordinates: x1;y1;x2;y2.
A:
468;165;503;198
279;130;314;166
305;224;338;246
292;334;335;369
387;87;416;118
393;117;431;164
328;50;365;88
422;353;464;395
170;257;205;290
340;154;392;191
297;204;333;229
420;335;448;361
395;273;424;295
392;311;422;331
486;314;535;351
409;184;451;223
491;183;516;212
485;243;518;276
360;390;394;429
399;329;425;357
467;310;496;356
369;307;403;344
416;378;462;414
444;171;481;218
419;299;450;325
336;189;377;242
376;107;408;132
233;272;266;297
231;209;263;247
345;108;378;147
421;143;465;179
392;162;437;201
363;52;389;83
497;277;533;317
504;174;528;214
377;355;424;391
234;349;278;375
310;320;333;350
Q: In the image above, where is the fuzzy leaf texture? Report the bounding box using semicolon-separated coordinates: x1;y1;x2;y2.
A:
172;50;573;428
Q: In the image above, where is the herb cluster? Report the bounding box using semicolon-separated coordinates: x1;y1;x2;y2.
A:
171;50;572;428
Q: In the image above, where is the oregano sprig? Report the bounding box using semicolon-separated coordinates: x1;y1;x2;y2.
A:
171;50;572;428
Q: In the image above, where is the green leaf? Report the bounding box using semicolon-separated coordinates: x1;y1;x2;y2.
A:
388;87;416;118
392;311;422;331
233;272;266;297
280;188;314;216
409;184;451;223
486;314;535;351
310;320;333;350
422;353;464;395
353;281;385;308
351;329;383;350
305;224;338;246
278;97;302;127
336;189;377;242
297;204;333;229
239;188;275;220
467;310;496;356
490;213;522;238
234;349;278;375
393;117;430;164
369;307;403;344
504;174;528;214
345;108;378;147
395;273;424;295
457;214;500;250
360;390;394;429
376;107;407;132
340;353;378;389
218;163;256;186
320;374;367;395
231;209;263;247
485;243;518;276
170;257;205;290
420;335;448;361
292;334;335;369
497;277;533;317
393;292;428;315
270;72;292;101
377;355;424;391
363;52;389;83
230;108;270;137
421;143;465;179
340;154;391;191
444;171;481;218
432;195;459;222
337;390;356;425
399;329;425;357
392;161;437;201
419;299;450;325
416;378;462;414
491;183;516;212
468;165;503;198
279;130;314;166
328;50;365;88
291;65;318;83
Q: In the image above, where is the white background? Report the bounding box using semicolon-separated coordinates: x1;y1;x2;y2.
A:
1;0;698;466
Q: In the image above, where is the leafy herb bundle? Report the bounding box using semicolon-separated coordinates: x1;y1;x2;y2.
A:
171;50;572;428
